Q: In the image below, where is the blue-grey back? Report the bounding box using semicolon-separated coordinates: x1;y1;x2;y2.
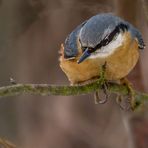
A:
79;14;123;48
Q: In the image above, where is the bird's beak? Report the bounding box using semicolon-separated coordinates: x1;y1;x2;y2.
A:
77;48;90;64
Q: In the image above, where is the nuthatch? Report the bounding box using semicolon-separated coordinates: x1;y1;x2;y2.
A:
59;13;145;85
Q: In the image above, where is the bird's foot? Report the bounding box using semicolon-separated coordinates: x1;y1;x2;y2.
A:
94;82;110;104
116;94;132;111
119;78;136;110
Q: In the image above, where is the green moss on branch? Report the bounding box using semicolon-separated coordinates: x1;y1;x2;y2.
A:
0;81;147;110
0;82;124;97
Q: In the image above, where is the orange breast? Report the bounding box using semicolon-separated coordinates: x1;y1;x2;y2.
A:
59;32;139;84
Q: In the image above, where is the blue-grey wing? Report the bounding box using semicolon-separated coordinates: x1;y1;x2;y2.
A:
64;21;87;59
128;23;145;49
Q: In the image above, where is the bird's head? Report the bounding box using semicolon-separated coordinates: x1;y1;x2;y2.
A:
77;23;128;64
63;14;145;64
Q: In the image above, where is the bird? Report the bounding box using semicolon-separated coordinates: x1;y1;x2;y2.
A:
60;13;145;84
59;13;145;107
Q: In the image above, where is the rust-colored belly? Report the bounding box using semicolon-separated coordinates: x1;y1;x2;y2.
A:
60;33;139;84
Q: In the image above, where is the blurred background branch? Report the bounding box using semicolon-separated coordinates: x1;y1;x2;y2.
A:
0;138;16;148
141;0;148;25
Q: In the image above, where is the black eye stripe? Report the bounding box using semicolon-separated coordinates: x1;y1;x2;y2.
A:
93;23;128;51
80;23;128;53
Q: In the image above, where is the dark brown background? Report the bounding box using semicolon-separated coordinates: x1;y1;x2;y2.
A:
0;0;148;148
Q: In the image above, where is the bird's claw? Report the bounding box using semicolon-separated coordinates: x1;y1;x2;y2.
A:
119;78;136;110
94;89;108;104
116;94;132;111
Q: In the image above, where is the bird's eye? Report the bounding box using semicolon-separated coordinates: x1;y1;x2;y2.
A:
82;47;94;53
105;38;109;45
101;38;109;46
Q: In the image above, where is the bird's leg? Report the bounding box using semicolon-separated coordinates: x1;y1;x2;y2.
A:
95;62;110;104
97;61;106;85
117;78;136;110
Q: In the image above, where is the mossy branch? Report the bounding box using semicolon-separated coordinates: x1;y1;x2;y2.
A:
0;81;148;107
0;82;127;97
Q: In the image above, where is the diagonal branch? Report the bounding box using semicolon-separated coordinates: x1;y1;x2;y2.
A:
0;138;16;148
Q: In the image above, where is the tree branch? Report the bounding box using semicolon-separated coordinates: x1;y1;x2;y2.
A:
0;82;125;97
0;81;148;109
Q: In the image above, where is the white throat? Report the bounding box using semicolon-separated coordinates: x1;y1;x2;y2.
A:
88;33;124;59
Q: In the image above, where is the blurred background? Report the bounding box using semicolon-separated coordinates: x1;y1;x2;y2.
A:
0;0;148;148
